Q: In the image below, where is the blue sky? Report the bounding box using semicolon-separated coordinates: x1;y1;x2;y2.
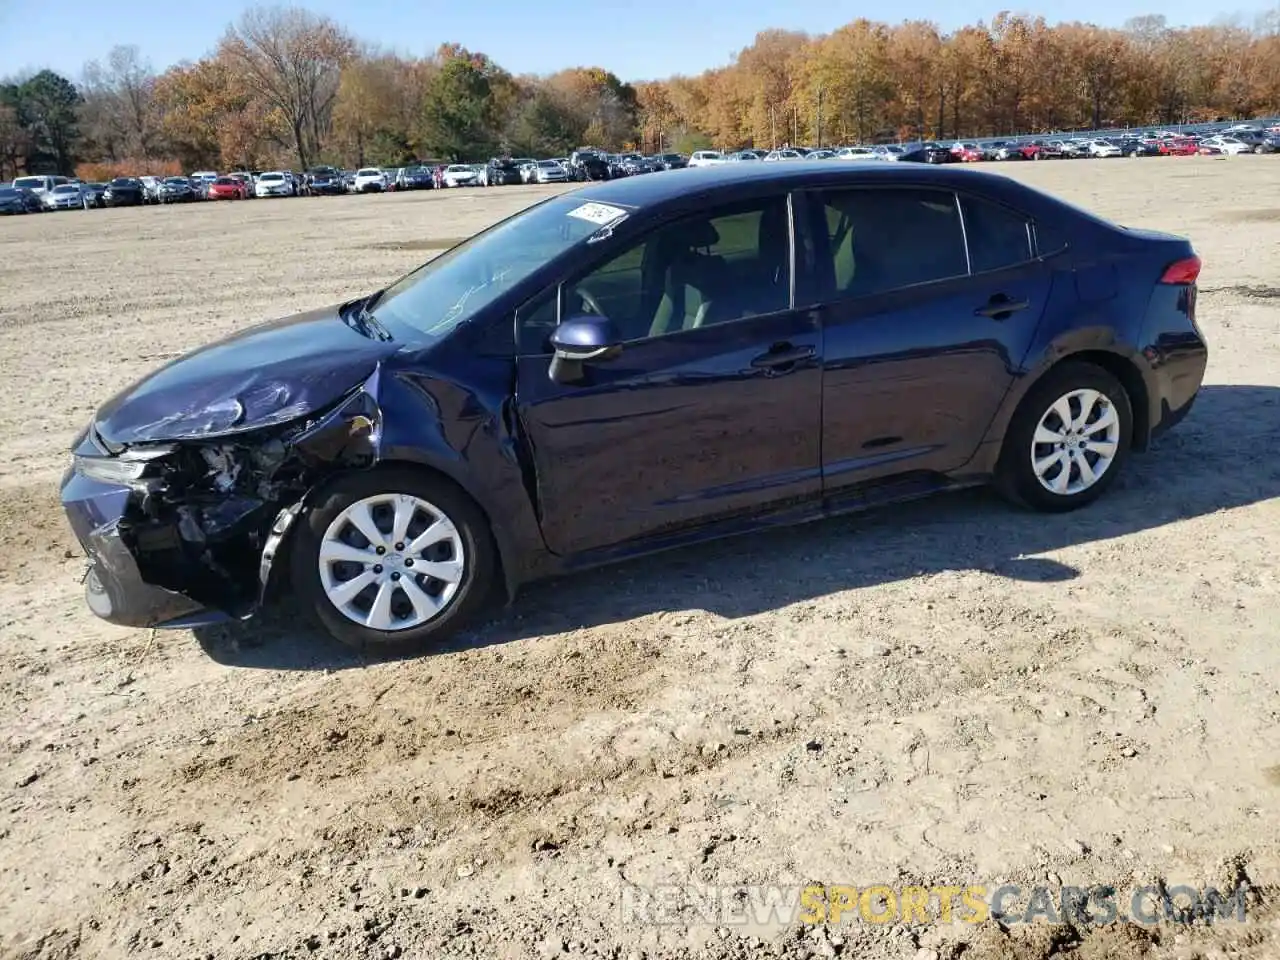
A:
0;0;1268;84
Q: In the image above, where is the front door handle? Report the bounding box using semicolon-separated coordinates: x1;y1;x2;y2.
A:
751;342;815;371
975;295;1031;319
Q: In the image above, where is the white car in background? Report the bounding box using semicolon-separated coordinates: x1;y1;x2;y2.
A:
687;150;725;168
835;146;878;159
763;149;804;161
138;175;163;203
1087;139;1123;157
1201;135;1251;155
442;164;479;187
351;168;384;193
11;174;60;196
871;145;905;161
532;159;568;183
254;171;293;197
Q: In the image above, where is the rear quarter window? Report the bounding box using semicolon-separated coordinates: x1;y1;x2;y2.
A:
960;196;1034;273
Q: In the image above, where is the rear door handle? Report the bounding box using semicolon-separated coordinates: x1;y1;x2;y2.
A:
975;295;1031;319
751;343;815;370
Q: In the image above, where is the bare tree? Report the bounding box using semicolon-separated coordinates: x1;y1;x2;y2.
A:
80;45;157;161
220;5;354;169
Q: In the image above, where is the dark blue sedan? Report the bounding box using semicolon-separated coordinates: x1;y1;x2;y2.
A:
60;163;1208;652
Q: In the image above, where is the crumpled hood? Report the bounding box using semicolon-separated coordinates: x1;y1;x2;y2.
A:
93;303;402;445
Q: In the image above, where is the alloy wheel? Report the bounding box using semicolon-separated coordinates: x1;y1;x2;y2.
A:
1030;388;1121;496
318;493;465;631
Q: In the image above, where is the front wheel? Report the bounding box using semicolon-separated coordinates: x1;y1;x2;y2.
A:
289;468;498;654
995;362;1133;512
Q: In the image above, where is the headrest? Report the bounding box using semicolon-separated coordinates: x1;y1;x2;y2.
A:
681;220;720;247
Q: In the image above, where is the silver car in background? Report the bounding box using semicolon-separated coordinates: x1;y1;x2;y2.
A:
532;159;568;183
42;183;84;210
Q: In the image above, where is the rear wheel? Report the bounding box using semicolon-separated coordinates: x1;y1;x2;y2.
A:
995;362;1133;512
290;468;497;654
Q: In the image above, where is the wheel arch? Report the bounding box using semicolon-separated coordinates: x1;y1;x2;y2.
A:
983;344;1155;465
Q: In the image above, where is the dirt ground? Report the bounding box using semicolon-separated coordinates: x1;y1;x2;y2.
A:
2;159;1280;960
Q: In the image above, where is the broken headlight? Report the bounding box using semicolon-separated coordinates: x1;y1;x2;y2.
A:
73;445;175;484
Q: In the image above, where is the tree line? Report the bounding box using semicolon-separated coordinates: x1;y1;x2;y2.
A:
5;6;1280;180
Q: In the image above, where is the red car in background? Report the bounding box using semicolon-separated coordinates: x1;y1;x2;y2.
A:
208;176;249;200
950;142;986;162
1158;138;1200;156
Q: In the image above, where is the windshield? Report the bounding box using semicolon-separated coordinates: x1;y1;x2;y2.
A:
109;178;135;186
165;178;188;184
357;169;380;176
371;194;631;338
260;173;283;181
13;177;44;189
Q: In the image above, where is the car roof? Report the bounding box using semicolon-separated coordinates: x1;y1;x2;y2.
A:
573;160;1032;208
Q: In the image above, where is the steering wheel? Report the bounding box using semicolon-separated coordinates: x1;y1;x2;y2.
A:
575;286;605;316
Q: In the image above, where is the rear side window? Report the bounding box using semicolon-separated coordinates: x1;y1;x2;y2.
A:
960;195;1033;273
814;187;967;299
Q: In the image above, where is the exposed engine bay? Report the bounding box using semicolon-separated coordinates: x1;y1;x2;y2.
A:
79;380;384;621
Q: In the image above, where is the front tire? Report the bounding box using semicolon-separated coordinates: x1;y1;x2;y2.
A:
289;468;498;654
995;362;1133;512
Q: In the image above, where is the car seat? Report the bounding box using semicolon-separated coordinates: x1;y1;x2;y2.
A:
647;220;731;337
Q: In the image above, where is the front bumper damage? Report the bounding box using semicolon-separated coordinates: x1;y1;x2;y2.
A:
60;374;385;629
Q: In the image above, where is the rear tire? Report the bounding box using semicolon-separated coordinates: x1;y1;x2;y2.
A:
995;362;1133;512
289;467;498;654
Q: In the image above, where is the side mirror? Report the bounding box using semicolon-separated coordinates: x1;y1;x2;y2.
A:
548;315;622;384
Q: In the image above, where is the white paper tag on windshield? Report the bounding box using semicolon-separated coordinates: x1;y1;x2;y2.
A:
567;201;627;225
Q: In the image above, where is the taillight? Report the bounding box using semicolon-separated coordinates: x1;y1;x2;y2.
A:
1160;255;1201;285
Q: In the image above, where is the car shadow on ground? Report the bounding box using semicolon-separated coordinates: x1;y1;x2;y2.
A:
195;383;1280;670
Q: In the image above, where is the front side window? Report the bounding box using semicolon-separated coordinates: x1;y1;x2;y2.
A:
548;196;792;345
373;194;629;340
814;187;967;299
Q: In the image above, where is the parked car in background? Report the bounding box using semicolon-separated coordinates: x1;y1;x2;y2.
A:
43;183;85;210
1226;129;1280;153
11;174;58;196
950;142;986;161
482;157;522;186
160;177;197;203
726;150;762;162
764;149;805;161
1199;135;1251;156
352;168;385;193
899;142;955;163
184;172;216;199
532;159;568;183
102;177;146;207
396;166;434;190
834;146;878;160
255;171;294;197
871;145;906;161
569;150;611;181
0;185;43;213
687;150;726;168
208;176;249;200
79;182;108;208
1115;138;1160;157
651;153;688;170
1085;139;1122;158
137;176;163;203
306;166;345;195
441;164;479;188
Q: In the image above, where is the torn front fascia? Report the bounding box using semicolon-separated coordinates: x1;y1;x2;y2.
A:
117;377;384;619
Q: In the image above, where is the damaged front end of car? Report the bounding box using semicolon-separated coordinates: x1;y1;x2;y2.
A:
61;372;385;629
